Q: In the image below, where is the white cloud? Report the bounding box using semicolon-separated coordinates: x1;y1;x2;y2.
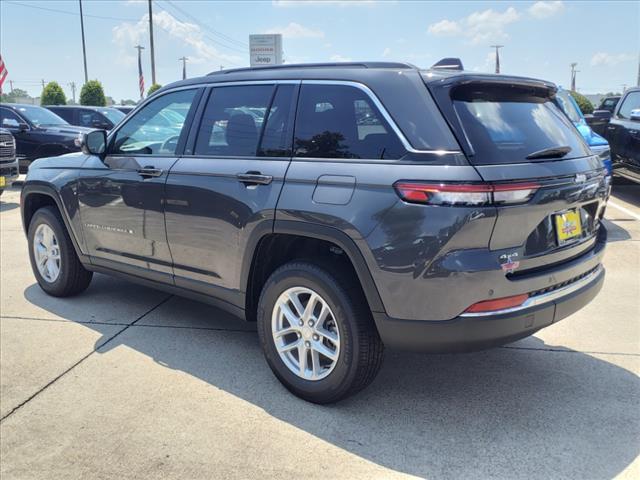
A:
112;11;242;71
590;52;634;67
427;19;462;36
528;1;565;19
427;7;520;45
382;47;391;58
330;54;352;62
265;22;324;38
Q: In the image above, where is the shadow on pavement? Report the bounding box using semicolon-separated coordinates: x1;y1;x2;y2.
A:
0;201;19;213
24;278;640;479
602;218;632;242
611;183;640;207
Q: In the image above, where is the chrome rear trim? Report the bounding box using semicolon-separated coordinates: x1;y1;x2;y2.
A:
460;264;604;317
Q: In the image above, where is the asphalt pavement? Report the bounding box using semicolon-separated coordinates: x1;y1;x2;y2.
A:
1;180;638;480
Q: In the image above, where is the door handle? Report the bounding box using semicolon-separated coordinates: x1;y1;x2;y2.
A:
236;172;273;185
137;166;163;178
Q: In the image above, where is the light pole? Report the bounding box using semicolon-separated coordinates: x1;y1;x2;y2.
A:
148;0;156;85
490;45;503;74
79;0;88;83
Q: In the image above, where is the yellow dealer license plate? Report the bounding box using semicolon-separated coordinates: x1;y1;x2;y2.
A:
555;209;582;244
0;177;5;188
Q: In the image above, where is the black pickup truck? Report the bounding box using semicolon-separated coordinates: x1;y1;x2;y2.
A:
589;88;640;183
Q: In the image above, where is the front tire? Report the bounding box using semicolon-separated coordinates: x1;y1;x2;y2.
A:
257;261;384;403
28;206;93;297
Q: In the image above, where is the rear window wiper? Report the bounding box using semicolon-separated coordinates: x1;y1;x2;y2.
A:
526;145;572;160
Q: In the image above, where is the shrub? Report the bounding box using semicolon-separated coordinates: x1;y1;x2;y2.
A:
40;82;67;105
147;83;162;96
80;80;107;106
569;90;594;115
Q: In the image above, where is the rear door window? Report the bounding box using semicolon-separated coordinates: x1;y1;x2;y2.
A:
452;84;591;164
293;84;405;159
195;85;273;156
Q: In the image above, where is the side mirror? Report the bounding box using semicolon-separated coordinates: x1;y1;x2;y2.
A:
18;122;29;132
592;110;612;122
80;130;107;158
630;109;640;121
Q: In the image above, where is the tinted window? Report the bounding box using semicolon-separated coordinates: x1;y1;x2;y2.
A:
112;89;196;155
555;90;582;124
452;85;591;164
15;106;67;127
99;108;125;125
195;85;274;156
0;108;23;128
259;84;295;157
294;84;404;159
78;110;105;128
617;92;640;119
49;108;74;123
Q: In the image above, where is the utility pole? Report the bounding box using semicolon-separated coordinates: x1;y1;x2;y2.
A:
490;45;503;74
79;0;89;83
41;79;46;90
9;80;14;93
179;56;188;80
68;82;77;103
220;65;224;71
570;63;578;91
148;0;156;85
621;84;628;93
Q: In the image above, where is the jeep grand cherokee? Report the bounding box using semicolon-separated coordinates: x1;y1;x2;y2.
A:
20;61;608;403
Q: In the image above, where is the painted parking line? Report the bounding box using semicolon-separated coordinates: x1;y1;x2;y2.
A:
607;201;640;221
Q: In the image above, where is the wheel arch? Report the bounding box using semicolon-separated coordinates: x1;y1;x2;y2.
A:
21;184;87;262
241;220;385;321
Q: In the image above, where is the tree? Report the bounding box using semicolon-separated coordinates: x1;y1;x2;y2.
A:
0;88;30;104
147;83;162;96
40;81;67;105
80;80;106;106
569;90;594;115
120;99;137;105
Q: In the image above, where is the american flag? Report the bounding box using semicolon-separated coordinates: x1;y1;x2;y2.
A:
0;55;8;94
138;50;145;99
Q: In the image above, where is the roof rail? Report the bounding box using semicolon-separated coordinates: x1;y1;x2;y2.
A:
207;62;416;76
431;58;464;71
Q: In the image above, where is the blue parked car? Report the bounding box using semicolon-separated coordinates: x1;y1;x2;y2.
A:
556;88;612;175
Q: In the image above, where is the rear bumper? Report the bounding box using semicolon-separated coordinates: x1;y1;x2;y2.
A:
373;264;605;353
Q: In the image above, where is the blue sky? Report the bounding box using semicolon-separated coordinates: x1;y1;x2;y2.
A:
1;0;638;101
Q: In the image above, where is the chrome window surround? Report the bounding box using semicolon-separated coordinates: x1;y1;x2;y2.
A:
460;264;604;317
113;79;461;156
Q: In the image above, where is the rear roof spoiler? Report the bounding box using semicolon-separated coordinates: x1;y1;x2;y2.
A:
431;58;464;71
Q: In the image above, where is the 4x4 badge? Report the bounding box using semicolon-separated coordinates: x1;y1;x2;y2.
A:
499;252;520;273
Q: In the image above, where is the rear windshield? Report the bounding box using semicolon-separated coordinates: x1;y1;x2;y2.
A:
452;84;591;164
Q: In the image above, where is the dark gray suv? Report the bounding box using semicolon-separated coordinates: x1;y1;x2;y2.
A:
20;62;608;403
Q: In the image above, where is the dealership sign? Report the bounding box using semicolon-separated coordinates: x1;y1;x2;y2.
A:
249;34;283;67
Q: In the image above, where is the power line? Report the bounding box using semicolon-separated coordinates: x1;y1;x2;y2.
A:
163;0;248;49
4;1;139;21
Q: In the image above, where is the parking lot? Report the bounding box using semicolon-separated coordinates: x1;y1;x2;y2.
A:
0;181;638;479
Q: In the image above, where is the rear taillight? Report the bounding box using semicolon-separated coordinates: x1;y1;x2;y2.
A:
464;293;529;313
394;182;539;206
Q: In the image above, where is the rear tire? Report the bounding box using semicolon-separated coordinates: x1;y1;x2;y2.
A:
257;261;384;403
28;206;93;297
